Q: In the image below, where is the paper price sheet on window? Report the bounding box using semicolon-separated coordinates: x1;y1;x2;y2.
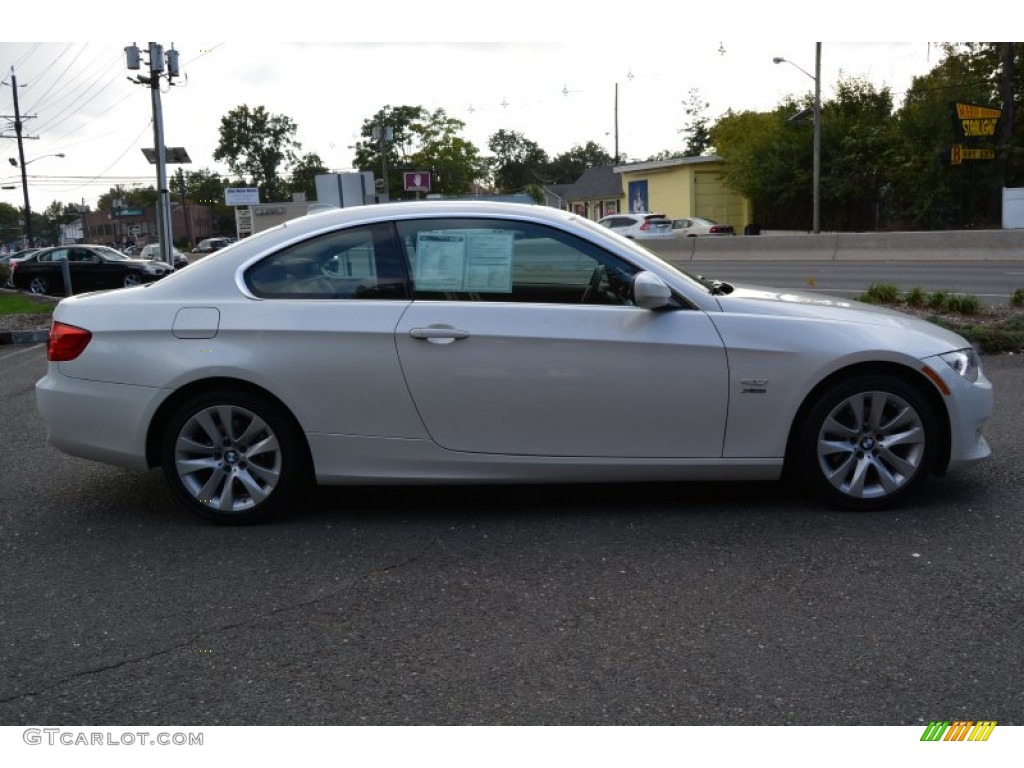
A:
413;230;514;293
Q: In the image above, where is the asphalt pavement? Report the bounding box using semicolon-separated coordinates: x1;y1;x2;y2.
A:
1;344;1022;726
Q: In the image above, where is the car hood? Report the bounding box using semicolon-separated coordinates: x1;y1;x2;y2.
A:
713;283;973;350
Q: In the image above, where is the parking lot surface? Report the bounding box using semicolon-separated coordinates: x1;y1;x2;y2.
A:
1;345;1022;725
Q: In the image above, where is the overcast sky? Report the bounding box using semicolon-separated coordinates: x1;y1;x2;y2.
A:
0;3;997;215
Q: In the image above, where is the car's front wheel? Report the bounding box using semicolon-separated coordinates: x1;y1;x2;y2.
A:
161;390;306;524
123;272;143;287
795;374;938;509
28;276;49;294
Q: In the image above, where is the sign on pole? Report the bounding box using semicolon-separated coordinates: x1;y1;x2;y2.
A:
404;172;431;193
225;187;261;206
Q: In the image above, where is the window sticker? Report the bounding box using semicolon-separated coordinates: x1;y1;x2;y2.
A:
414;230;514;293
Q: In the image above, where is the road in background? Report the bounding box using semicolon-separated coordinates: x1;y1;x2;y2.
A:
660;259;1024;306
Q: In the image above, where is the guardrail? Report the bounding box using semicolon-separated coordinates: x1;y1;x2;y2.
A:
644;230;1024;262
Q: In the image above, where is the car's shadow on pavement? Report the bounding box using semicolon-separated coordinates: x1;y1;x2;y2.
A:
60;462;993;536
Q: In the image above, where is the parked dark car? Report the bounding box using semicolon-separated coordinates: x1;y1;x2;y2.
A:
139;243;190;270
10;244;174;295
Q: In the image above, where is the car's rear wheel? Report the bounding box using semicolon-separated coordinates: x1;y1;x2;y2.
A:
161;390;304;524
796;374;938;509
28;276;49;294
123;272;143;287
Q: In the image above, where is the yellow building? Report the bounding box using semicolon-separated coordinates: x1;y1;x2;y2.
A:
615;156;751;231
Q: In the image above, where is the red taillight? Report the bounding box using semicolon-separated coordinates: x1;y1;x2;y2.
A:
48;321;92;361
710;226;724;233
639;220;649;231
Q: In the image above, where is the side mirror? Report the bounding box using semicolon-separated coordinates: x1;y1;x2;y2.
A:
632;271;673;309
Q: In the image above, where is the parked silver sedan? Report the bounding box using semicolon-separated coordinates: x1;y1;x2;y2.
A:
36;201;992;524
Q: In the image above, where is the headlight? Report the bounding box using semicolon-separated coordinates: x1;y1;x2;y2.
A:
939;348;981;382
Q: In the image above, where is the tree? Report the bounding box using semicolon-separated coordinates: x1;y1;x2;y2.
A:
680;88;713;157
410;109;484;195
97;186;157;212
486;129;549;192
41;201;86;246
288;152;329;201
214;105;301;202
174;168;235;236
545;141;614;183
711;105;808;229
354;106;484;198
886;43;1022;229
0;201;23;245
352;105;428;200
712;77;902;231
819;77;898;231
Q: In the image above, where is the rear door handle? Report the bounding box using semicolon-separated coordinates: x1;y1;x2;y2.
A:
409;327;470;341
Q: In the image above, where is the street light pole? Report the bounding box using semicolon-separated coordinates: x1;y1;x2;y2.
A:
126;42;180;265
812;42;821;235
8;152;66;247
773;43;822;234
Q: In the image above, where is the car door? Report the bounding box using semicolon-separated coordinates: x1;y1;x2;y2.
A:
239;221;420;442
393;217;730;458
36;248;68;291
67;248;105;291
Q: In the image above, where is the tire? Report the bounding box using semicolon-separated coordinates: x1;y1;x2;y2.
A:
795;374;938;509
123;272;143;288
161;390;305;524
28;276;49;294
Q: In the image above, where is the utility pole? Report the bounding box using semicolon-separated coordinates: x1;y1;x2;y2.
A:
125;42;180;265
177;168;193;248
2;68;39;246
614;82;619;164
371;115;392;202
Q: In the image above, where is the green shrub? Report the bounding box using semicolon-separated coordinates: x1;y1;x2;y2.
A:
904;287;926;308
1011;288;1024;308
958;325;1024;354
860;282;900;305
946;294;981;315
926;290;950;311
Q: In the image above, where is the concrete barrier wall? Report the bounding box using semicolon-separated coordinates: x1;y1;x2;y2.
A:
644;230;1024;262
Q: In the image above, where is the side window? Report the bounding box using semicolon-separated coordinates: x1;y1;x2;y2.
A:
395;218;640;306
43;249;68;263
244;223;408;300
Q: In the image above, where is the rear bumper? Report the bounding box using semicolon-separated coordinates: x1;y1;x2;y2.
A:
36;366;167;471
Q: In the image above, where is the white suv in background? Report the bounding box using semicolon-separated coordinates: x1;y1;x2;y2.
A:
597;213;674;240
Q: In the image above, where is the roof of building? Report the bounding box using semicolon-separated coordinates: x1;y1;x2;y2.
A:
613;155;723;174
560;166;622;201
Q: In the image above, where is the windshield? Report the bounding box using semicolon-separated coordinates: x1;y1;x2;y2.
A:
567;213;716;294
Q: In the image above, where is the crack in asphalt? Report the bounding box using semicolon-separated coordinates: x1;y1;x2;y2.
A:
0;555;420;706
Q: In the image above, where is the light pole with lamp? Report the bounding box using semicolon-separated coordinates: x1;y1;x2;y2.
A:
8;152;65;246
773;43;821;234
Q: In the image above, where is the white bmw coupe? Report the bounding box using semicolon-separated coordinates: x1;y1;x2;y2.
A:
36;201;992;523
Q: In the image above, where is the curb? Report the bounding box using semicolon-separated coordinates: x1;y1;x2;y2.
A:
0;330;49;345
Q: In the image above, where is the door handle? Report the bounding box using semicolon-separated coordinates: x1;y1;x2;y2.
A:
409;327;470;340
